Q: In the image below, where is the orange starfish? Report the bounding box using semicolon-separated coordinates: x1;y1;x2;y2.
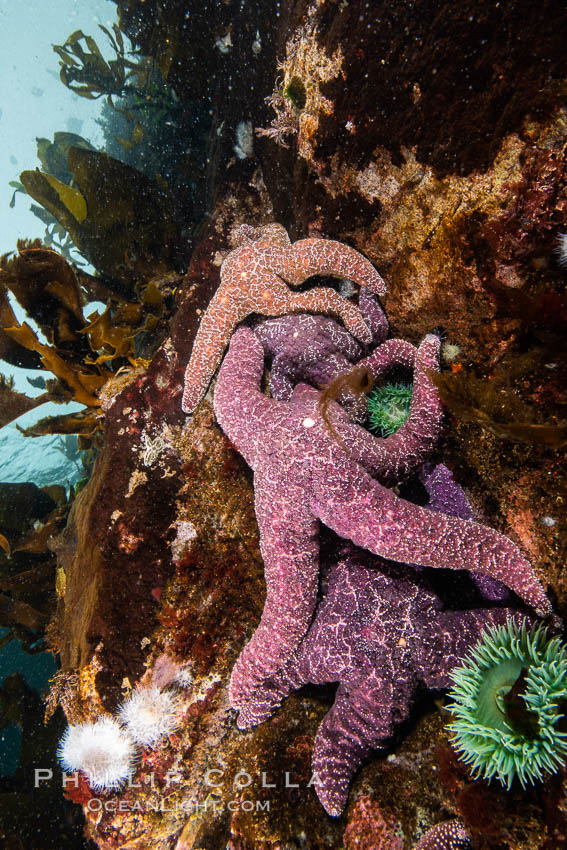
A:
181;223;386;413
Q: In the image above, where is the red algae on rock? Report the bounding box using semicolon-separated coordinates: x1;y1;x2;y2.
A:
343;795;403;850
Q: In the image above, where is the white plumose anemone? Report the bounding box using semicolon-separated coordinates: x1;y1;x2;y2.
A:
118;686;181;748
57;716;137;790
557;232;567;267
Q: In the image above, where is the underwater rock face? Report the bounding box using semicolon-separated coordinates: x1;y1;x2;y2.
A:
343;795;404;850
52;210;559;847
36;0;566;845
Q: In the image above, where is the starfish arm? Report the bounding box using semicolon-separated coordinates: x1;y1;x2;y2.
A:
358;336;416;380
182;292;251;413
414;820;471;850
358;289;389;344
229;480;320;711
255;314;362;401
267;363;296;401
339;335;443;484
235;643;313;728
220;270;372;346
283;289;373;343
269;354;357;403
310;463;551;616
256;315;362;363
420;462;474;520
282;238;387;296
213;327;275;467
312;672;413;816
421;463;513;602
234;222;291;248
419;608;528;689
235;672;296;728
237;554;376;728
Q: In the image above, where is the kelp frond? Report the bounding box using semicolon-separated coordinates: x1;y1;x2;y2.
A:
431;370;567;448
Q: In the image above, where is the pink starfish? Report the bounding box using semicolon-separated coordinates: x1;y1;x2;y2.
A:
181;223;386;413
213;327;551;711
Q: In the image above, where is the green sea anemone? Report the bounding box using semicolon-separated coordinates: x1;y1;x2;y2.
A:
283;76;307;110
366;382;412;436
446;619;567;789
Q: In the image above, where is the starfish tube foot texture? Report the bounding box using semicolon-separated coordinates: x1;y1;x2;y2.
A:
235;539;527;816
213;327;550;714
337;334;444;485
182;223;386;413
255;313;365;403
254;291;388;421
414;819;472;849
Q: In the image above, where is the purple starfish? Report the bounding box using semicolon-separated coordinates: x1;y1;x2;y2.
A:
213;327;551;714
236;538;526;816
419;462;512;603
255;290;388;409
414;819;471;849
234;465;524;816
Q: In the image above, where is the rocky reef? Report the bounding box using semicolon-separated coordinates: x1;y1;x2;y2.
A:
2;1;567;849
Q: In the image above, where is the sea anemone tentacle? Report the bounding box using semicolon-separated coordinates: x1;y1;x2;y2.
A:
447;618;567;789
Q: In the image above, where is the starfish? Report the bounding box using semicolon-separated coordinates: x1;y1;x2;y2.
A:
418;462;512;603
181;223;387;413
414;819;472;849
213;327;551;714
234;464;526;815
256;310;445;483
236;538;527;816
255;290;387;418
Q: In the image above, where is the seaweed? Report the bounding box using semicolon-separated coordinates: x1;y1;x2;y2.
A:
20;146;182;285
0;373;50;427
0;241;176;437
17;410;100;439
0;484;69;651
53;24;149;102
0;285;42;369
35;132;97;184
431;369;567;448
0;243;91;350
317;366;374;447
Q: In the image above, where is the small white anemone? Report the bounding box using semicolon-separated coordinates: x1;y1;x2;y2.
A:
118;686;181;748
57;716;137;790
441;342;461;364
234;120;254;159
556;232;567;268
174;665;194;688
